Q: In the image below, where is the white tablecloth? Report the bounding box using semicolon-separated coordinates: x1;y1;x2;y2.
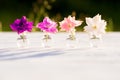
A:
0;32;120;80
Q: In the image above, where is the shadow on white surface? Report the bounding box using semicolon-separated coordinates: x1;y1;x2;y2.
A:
0;48;65;61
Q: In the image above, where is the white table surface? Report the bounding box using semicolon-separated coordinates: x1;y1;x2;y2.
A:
0;32;120;80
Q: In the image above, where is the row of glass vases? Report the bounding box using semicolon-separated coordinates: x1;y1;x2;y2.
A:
17;32;102;48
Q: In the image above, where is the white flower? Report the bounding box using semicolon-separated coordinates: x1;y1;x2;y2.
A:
84;14;107;37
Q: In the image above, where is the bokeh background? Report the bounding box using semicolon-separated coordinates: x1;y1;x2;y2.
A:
0;0;120;31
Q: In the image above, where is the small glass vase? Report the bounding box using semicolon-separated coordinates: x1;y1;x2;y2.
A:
17;33;30;48
41;33;53;48
89;34;102;48
66;29;78;48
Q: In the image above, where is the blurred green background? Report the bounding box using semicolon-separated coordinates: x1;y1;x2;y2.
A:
0;0;120;31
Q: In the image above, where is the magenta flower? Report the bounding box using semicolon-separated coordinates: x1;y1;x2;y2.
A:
36;17;58;33
59;16;83;32
10;16;33;34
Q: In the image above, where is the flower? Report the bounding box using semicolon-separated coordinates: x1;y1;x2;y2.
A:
10;16;33;34
59;15;83;32
37;17;58;33
84;14;107;37
59;15;82;40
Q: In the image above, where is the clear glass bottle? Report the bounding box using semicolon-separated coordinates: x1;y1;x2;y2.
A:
66;29;78;48
41;33;53;48
89;34;102;48
17;33;30;48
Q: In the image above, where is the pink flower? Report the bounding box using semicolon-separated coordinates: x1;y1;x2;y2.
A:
59;16;82;32
37;17;58;33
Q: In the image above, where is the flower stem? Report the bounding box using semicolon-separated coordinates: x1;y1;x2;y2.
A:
68;28;76;40
43;32;51;42
20;34;26;43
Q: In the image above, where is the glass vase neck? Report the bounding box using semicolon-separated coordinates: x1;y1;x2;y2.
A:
67;28;76;40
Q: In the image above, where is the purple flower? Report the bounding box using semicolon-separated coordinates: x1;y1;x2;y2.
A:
10;16;33;34
37;17;58;33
